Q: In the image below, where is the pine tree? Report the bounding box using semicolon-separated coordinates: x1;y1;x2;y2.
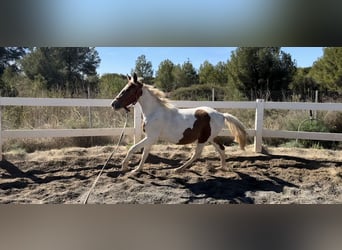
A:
21;47;100;96
155;59;174;92
227;47;296;100
309;47;342;93
132;55;153;84
180;59;198;87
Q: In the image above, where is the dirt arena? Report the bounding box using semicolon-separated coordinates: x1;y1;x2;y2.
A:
0;144;341;204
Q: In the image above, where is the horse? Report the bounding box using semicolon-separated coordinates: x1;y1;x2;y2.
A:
111;73;247;173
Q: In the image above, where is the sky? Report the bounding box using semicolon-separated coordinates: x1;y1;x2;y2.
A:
96;47;324;76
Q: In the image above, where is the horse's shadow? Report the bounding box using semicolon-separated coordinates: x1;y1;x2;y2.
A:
146;153;183;169
104;152;340;203
126;169;299;204
115;151;335;204
170;171;298;204
168;152;341;203
0;160;89;190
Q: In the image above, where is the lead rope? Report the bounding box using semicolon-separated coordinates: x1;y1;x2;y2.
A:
83;112;129;204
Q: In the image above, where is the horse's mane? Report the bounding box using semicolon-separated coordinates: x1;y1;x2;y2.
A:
143;84;175;109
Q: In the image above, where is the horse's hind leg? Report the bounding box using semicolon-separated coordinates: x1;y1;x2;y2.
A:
175;143;205;173
211;141;230;170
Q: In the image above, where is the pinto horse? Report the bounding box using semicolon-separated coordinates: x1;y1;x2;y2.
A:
111;73;247;173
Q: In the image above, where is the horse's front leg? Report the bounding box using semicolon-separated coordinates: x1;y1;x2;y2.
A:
121;137;148;171
122;136;157;173
131;142;153;173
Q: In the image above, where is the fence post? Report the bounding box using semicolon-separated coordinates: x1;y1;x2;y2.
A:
254;99;264;153
133;103;143;144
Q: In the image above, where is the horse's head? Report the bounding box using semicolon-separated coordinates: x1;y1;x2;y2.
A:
111;73;143;112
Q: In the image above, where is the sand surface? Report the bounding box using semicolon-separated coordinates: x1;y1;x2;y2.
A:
1;144;341;204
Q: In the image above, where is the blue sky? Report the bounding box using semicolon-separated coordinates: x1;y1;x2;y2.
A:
96;47;324;76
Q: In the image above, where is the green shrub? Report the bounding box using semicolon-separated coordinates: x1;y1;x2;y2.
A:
324;111;342;133
171;84;229;101
298;119;330;147
280;140;305;148
273;110;341;149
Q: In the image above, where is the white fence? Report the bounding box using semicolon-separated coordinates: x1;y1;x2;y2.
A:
0;97;342;160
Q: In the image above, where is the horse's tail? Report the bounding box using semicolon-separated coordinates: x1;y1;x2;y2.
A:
223;113;247;150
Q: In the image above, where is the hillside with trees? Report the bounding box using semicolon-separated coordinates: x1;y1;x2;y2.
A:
2;47;342;101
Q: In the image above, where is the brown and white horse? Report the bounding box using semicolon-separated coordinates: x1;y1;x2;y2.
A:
111;73;247;173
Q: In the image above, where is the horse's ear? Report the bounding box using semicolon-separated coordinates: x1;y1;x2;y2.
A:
133;72;138;83
127;74;131;81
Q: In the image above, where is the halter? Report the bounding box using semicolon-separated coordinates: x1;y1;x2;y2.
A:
123;82;143;112
112;77;143;112
131;83;143;104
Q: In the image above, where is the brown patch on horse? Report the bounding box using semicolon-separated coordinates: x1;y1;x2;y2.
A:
177;109;211;144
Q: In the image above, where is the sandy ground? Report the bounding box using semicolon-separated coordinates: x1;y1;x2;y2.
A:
0;144;341;204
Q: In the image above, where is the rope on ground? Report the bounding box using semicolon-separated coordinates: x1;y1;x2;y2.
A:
83;112;128;204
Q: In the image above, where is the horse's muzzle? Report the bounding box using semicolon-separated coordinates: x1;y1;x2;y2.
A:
111;100;131;112
111;100;121;110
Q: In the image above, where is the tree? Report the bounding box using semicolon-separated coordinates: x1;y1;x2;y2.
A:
180;59;198;87
155;59;174;92
0;47;26;97
0;69;18;96
98;73;127;98
198;60;228;85
309;47;342;93
214;61;229;85
290;67;318;101
0;47;26;75
132;54;153;84
156;61;194;90
171;64;184;89
21;48;62;89
57;47;100;95
21;47;100;96
199;60;215;84
227;47;296;100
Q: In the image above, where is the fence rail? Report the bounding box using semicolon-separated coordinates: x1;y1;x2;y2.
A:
1;97;341;160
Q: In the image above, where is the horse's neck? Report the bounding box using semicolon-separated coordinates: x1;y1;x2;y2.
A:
138;87;167;118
